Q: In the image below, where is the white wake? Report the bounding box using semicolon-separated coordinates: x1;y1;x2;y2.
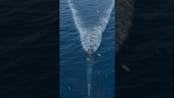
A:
67;0;115;53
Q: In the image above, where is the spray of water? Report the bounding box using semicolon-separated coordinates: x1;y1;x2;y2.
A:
68;0;114;53
67;0;114;97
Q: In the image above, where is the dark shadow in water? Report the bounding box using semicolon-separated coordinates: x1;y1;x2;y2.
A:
117;0;174;98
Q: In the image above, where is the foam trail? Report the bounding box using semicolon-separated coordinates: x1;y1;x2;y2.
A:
67;0;115;53
87;61;93;97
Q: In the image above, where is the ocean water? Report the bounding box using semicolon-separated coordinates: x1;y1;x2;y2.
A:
2;0;174;98
117;0;174;98
0;0;59;98
60;0;115;98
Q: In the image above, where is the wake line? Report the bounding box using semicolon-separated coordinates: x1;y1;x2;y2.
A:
67;0;114;97
67;0;114;53
87;61;93;98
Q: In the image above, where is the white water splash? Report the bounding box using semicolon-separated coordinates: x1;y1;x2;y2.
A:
67;0;115;53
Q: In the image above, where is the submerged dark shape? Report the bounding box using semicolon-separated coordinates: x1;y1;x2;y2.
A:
87;49;93;61
116;0;135;52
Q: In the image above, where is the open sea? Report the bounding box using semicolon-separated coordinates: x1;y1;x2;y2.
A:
60;0;115;98
1;0;174;98
117;0;174;98
0;0;58;98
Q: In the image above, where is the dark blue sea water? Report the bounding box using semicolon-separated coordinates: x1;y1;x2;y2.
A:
60;0;115;98
1;0;173;98
0;0;58;98
117;0;174;98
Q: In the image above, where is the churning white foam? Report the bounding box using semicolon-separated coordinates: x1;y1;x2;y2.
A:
68;0;114;53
